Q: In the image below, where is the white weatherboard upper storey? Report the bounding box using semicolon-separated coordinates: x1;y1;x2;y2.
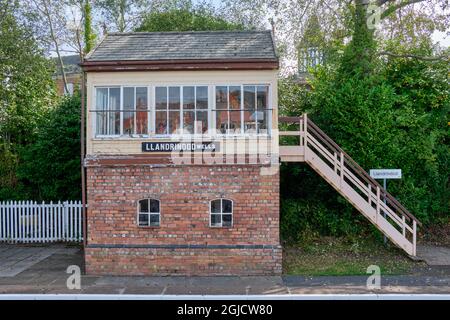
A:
85;70;279;155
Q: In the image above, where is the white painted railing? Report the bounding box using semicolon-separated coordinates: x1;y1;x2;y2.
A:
0;201;83;243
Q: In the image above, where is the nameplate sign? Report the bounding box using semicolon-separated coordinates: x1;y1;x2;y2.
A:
369;169;402;179
142;142;219;152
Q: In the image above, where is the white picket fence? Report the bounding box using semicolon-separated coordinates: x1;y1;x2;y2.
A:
0;201;83;243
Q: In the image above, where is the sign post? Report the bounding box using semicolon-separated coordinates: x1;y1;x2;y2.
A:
369;169;402;245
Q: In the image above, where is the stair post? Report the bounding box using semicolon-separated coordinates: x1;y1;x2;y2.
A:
299;117;303;146
303;114;308;142
340;152;344;187
413;220;417;256
402;216;406;236
334;153;338;174
376;186;380;223
303;113;308;158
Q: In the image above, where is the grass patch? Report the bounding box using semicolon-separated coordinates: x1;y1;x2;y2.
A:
283;236;423;276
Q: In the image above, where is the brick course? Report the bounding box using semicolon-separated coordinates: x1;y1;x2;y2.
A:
85;163;281;275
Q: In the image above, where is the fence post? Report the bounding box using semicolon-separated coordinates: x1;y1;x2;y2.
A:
3;201;6;241
62;201;65;241
17;201;23;241
77;201;83;241
21;200;24;242
70;200;73;241
13;201;17;242
0;201;3;241
33;201;37;242
57;201;61;241
24;200;28;242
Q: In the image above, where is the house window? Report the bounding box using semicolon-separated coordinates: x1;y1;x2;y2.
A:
155;86;209;135
95;86;148;136
65;83;74;96
95;87;120;135
215;85;270;135
210;199;233;227
138;198;160;227
298;47;324;73
93;84;271;137
123;87;148;135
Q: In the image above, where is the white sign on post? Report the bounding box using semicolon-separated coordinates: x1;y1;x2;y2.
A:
369;169;402;245
369;169;402;180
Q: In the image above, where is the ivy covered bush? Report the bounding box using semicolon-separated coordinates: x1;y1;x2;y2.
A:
17;94;82;201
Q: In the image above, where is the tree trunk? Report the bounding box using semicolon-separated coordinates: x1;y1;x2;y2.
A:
119;0;126;32
339;0;377;77
41;0;69;94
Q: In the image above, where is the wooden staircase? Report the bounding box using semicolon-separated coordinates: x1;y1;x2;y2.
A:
279;114;420;256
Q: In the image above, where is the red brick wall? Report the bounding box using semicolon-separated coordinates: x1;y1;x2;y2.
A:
85;247;282;275
85;164;281;275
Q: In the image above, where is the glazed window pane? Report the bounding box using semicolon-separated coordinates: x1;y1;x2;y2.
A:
150;199;160;213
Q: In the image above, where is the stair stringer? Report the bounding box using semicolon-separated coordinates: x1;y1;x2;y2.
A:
305;148;414;255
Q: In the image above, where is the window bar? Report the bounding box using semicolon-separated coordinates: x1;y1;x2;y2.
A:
166;87;169;135
180;87;184;134
227;86;230;135
107;88;111;135
254;86;258;134
147;86;151;135
120;86;124;136
241;85;244;134
133;87;136;135
219;199;223;227
194;86;197;135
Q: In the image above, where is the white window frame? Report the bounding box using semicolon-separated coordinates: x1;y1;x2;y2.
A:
94;86;121;138
94;85;150;138
153;85;210;138
213;84;272;138
137;198;160;227
65;83;74;96
92;83;272;139
209;198;233;228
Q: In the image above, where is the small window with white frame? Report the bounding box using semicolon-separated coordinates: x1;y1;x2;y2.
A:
95;87;120;136
65;83;74;96
95;86;149;137
155;85;209;135
138;198;160;227
210;199;233;227
215;85;270;135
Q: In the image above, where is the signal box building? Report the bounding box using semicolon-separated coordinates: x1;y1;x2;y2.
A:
82;31;282;275
81;31;420;276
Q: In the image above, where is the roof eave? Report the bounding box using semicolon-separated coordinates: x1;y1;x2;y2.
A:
80;58;279;72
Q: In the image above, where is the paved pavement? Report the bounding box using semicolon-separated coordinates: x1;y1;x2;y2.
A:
417;245;450;266
0;244;449;295
0;246;67;277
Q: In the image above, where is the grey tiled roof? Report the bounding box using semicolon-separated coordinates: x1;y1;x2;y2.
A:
52;55;81;75
85;31;277;62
